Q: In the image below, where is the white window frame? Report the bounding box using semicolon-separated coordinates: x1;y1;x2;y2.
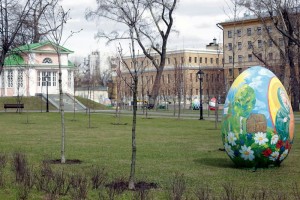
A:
1;72;4;88
7;70;13;88
238;42;242;50
17;70;23;88
247;28;252;36
42;58;53;63
68;70;72;87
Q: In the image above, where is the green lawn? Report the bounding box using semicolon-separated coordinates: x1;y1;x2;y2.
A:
0;112;299;199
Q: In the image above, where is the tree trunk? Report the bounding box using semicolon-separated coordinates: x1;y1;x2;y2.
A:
128;82;137;190
150;61;165;105
58;52;66;164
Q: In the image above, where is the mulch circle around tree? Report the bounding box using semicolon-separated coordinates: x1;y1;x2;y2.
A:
105;180;158;192
43;159;82;164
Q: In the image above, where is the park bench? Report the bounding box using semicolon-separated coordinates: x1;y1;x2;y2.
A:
4;103;24;112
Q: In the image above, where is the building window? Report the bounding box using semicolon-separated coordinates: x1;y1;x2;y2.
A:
52;72;57;86
238;42;242;50
216;58;219;64
247;28;252;36
248;54;253;62
228;43;232;51
7;70;13;88
267;26;272;33
238;55;243;63
167;74;170;83
194;57;197;63
195;74;198;82
181;57;184;63
68;71;72;87
174;58;177;65
268;53;273;60
1;72;5;88
42;71;51;86
17;70;23;88
229;56;233;63
248;41;252;49
258;40;263;48
228;30;232;38
258;53;262;59
205;58;207;63
279;38;284;46
200;57;202;63
190;73;192;81
237;29;242;37
211;74;214;82
42;58;52;63
210;58;213;64
257;27;262;35
229;68;233;76
268;39;273;47
151;75;153;84
238;68;242;74
189;57;192;63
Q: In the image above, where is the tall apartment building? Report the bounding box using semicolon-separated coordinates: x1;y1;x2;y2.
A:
113;39;225;105
88;50;101;77
218;14;286;91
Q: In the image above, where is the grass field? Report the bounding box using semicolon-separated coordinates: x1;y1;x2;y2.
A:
0;111;299;199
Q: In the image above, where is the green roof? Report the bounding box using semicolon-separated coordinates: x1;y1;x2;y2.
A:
4;54;25;66
12;41;74;54
68;60;75;67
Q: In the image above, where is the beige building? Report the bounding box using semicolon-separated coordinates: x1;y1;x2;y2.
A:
218;14;288;91
113;39;225;106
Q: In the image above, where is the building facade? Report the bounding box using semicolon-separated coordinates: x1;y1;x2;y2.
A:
0;41;74;97
218;14;291;91
113;40;225;106
86;50;101;77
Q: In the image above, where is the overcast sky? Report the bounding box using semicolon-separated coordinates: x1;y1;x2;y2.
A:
60;0;231;63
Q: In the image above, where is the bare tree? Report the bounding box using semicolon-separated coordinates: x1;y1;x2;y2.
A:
44;3;70;164
174;60;184;119
117;36;142;189
86;0;177;106
20;0;59;43
0;0;37;74
238;0;300;111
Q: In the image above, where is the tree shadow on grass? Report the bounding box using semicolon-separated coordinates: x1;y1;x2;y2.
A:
194;157;236;169
44;159;82;165
22;122;36;124
111;123;128;125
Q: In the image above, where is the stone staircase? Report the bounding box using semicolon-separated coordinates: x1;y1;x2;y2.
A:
40;93;86;112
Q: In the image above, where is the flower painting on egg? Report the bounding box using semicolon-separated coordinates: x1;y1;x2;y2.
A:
221;66;294;168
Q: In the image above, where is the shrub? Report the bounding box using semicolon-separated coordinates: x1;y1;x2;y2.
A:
166;173;186;200
0;154;7;187
69;173;89;200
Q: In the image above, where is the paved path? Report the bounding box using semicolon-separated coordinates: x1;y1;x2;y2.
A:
89;109;300;123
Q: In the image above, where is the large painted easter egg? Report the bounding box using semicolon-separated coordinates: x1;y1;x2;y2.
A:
221;66;294;168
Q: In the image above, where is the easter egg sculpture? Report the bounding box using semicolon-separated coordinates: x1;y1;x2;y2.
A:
221;66;294;168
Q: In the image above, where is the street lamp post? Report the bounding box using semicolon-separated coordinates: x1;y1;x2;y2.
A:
197;70;204;120
45;75;49;112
